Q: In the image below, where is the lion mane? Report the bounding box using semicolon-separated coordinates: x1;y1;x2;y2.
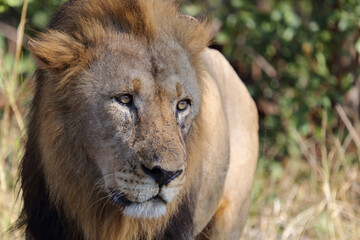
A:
18;0;258;240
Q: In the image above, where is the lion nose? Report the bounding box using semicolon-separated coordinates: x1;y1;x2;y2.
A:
141;164;182;187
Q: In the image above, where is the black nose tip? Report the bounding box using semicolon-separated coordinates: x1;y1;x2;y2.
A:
141;164;182;187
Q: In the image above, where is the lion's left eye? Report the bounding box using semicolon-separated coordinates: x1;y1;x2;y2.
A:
177;100;190;111
114;94;133;105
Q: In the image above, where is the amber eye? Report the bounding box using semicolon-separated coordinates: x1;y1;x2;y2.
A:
177;100;190;111
114;94;132;105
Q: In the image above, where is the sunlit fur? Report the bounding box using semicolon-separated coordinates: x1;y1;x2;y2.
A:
19;0;260;239
123;201;167;219
19;0;213;239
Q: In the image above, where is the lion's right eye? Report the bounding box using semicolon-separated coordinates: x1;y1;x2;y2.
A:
177;99;190;111
114;94;133;105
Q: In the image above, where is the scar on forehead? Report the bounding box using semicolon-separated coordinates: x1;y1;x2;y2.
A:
176;83;183;98
132;78;142;93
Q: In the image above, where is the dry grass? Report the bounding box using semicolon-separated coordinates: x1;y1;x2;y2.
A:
0;0;29;238
241;110;360;240
1;1;360;239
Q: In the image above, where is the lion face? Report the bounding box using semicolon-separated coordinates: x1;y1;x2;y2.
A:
73;37;200;218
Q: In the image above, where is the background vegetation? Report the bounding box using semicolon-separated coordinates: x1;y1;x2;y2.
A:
1;0;359;239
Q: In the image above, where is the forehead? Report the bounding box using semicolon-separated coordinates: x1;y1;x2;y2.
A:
149;40;198;94
88;35;198;96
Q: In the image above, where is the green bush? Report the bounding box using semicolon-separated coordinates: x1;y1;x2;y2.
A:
0;0;66;30
182;0;359;161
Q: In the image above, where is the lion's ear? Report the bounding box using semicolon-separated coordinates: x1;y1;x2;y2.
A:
179;15;199;24
177;15;213;57
28;31;89;76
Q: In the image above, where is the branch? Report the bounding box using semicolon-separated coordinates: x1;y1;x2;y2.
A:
0;21;28;47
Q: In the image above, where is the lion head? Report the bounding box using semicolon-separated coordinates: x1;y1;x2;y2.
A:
72;35;201;218
19;0;212;239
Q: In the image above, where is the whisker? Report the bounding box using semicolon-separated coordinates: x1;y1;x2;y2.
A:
99;194;113;217
87;195;111;212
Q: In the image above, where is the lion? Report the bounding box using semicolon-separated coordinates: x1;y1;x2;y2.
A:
18;0;258;239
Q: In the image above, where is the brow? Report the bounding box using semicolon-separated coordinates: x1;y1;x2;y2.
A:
132;78;142;93
176;83;183;98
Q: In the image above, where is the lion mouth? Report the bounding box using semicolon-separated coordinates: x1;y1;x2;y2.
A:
110;189;167;207
111;190;133;207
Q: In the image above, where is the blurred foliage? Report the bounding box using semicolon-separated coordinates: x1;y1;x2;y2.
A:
182;0;360;161
1;0;359;162
0;0;65;30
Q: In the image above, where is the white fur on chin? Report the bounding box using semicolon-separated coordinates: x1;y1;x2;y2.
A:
123;200;167;219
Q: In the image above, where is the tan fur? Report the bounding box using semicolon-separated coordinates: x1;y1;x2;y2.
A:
20;1;258;240
132;78;142;93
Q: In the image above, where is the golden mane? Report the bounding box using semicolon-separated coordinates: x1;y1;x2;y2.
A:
19;0;213;239
29;0;212;85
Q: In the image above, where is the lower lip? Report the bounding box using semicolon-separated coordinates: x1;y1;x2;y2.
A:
111;191;133;206
111;192;167;207
151;195;167;204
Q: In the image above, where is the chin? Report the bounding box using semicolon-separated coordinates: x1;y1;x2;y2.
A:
123;198;168;219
